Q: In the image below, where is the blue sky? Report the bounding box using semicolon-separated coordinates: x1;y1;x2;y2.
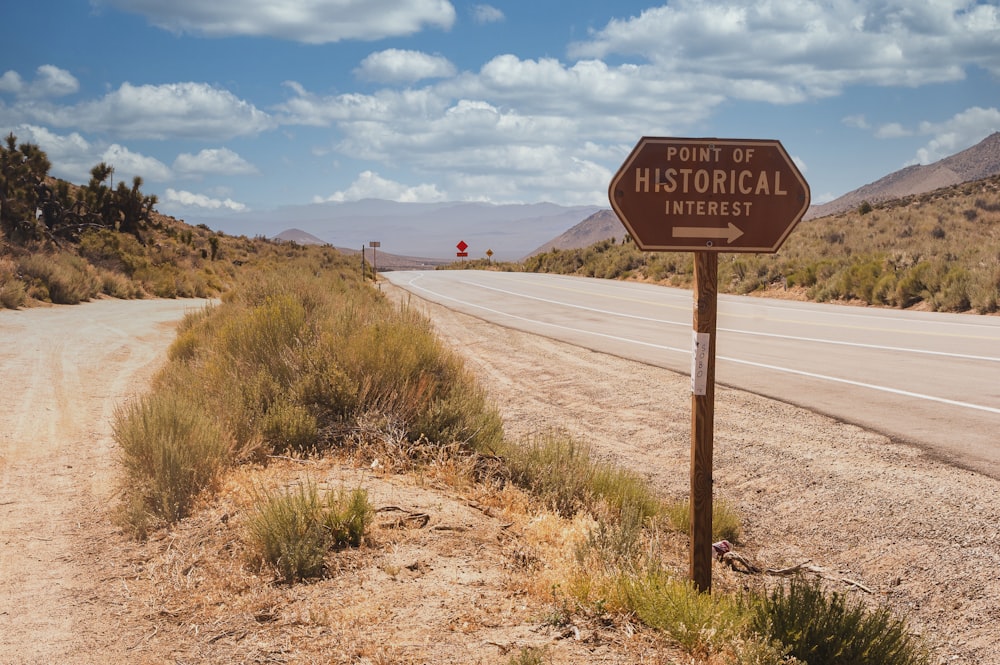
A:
2;0;998;222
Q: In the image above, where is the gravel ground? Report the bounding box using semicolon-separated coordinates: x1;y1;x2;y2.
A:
389;282;1000;663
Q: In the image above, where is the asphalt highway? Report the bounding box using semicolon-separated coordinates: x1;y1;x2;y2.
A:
384;270;1000;479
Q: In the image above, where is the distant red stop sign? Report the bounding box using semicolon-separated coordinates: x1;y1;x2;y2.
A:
609;137;810;253
456;240;468;252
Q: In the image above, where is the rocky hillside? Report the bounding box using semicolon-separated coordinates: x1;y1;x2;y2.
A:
806;131;1000;219
524;209;626;258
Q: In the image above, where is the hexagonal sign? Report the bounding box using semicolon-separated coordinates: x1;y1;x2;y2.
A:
609;137;810;253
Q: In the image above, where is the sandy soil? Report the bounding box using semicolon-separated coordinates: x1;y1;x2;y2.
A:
0;298;210;663
2;290;998;663
394;285;1000;663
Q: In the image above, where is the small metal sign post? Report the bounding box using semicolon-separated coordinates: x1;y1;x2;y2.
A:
609;137;809;592
369;241;380;281
486;248;494;263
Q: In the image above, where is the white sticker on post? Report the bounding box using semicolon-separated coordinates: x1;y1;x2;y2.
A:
691;331;711;396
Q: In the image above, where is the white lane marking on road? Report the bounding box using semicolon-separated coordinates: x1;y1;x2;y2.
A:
399;273;1000;416
455;277;1000;363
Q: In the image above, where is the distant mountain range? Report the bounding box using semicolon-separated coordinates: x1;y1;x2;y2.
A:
197;200;602;262
274;228;450;270
201;133;1000;264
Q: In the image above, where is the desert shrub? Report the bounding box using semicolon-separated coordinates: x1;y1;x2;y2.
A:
113;389;231;528
575;499;648;568
751;578;930;665
666;496;742;543
79;228;148;275
619;569;745;656
332;300;504;451
930;265;971;311
0;257;26;308
506;646;548;665
18;252;101;304
262;399;318;452
99;268;143;299
243;481;372;583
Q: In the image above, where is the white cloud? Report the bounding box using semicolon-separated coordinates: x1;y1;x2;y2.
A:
0;71;23;95
0;66;78;99
101;144;172;182
355;49;456;84
911;106;1000;164
98;0;456;43
570;0;1000;101
75;82;273;140
173;147;259;176
842;114;870;130
875;122;910;139
471;5;504;25
163;187;248;211
2;124;177;186
316;171;447;203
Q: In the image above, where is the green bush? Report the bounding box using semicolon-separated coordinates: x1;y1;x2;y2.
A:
751;578;929;665
243;481;372;583
619;569;745;656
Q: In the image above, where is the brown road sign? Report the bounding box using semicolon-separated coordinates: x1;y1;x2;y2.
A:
609;137;810;253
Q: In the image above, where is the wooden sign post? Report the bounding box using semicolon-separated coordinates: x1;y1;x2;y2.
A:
609;137;809;592
690;252;718;590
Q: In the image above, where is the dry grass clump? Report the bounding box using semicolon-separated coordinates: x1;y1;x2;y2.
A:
17;252;101;304
0;256;27;308
116;248;503;533
242;480;372;583
113;389;232;536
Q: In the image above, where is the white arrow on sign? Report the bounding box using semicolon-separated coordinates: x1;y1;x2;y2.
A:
672;223;744;244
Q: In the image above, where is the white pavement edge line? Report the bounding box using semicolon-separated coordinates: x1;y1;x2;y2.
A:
399;273;1000;416
458;277;1000;363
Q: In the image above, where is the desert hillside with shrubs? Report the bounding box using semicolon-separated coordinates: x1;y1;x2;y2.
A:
519;176;1000;314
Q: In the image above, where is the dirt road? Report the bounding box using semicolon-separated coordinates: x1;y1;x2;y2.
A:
0;298;207;664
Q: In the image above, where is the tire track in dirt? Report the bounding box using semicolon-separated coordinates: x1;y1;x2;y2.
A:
0;298;208;664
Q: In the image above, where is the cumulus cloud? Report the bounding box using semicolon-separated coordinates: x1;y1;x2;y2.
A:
911;106;1000;164
101;144;172;182
471;5;504;25
0;65;78;99
97;0;456;43
355;49;456;84
316;171;447;203
163;187;248;211
875;122;910;139
173;147;259;176
60;82;273;140
842;114;870;130
570;0;1000;101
